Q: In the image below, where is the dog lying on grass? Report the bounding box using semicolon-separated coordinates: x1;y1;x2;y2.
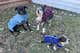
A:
35;5;54;33
8;6;32;34
40;34;70;52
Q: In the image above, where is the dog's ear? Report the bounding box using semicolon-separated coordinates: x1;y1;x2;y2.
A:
15;7;17;11
24;6;28;9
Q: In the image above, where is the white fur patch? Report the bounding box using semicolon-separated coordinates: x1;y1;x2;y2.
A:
53;46;57;51
36;17;42;23
36;24;40;30
42;28;46;33
64;48;70;52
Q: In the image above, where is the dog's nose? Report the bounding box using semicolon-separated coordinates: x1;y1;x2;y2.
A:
68;39;70;42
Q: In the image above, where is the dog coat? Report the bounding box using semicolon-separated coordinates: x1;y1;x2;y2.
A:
43;35;64;48
8;13;29;31
42;6;54;22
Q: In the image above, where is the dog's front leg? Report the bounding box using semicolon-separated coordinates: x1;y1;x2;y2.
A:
41;22;46;34
26;21;32;31
36;23;40;30
42;28;46;34
21;24;27;31
53;45;57;51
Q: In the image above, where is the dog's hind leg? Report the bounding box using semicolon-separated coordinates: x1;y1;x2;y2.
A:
48;20;52;27
26;21;32;32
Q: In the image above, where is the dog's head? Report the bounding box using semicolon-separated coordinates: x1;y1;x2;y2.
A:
59;36;70;46
15;6;27;15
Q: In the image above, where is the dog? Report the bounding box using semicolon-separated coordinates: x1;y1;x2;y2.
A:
8;6;32;34
41;35;70;51
35;5;54;33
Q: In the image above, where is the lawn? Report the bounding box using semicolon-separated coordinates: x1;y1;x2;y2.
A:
0;3;80;53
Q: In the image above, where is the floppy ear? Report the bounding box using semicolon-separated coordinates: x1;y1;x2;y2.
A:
15;7;17;11
24;6;28;9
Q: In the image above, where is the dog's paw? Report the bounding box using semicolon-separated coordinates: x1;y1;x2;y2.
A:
49;24;51;27
36;28;39;30
47;45;50;49
53;46;57;51
30;31;33;32
20;30;26;33
64;48;70;52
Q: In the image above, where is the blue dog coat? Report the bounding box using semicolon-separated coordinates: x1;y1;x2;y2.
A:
8;13;29;31
43;35;64;48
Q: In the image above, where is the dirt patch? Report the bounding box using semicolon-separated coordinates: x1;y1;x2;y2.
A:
0;0;31;10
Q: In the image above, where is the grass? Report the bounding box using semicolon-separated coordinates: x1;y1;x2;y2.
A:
0;3;80;53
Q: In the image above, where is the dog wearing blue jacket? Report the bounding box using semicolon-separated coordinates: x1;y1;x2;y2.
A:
8;6;32;34
41;35;70;51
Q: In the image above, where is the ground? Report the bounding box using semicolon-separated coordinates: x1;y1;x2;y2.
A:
0;3;80;53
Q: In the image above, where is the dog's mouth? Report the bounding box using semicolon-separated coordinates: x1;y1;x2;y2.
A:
19;11;26;15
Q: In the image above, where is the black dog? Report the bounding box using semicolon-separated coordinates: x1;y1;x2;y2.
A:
8;6;32;34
